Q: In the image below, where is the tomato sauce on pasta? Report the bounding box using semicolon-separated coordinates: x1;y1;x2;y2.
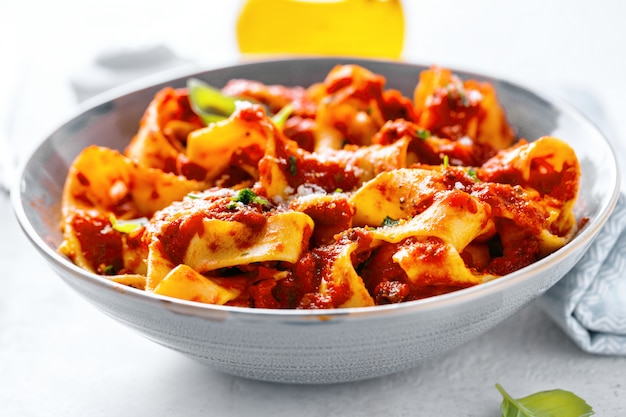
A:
58;64;581;309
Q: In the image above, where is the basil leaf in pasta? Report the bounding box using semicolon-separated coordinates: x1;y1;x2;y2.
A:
109;214;149;234
187;78;240;124
496;384;594;417
188;78;288;126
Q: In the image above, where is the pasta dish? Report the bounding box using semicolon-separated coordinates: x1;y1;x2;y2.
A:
58;64;581;309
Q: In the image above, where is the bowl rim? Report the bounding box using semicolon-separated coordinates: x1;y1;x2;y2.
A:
11;56;622;322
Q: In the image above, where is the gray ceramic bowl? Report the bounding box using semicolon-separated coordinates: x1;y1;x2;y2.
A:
12;58;620;384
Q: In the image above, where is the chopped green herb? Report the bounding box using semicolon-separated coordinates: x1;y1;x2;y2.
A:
103;265;116;275
381;216;400;227
228;188;269;210
334;188;343;193
496;384;594;417
467;168;481;182
187;192;203;199
442;154;450;169
415;129;431;140
447;82;470;107
458;88;470;107
288;156;298;176
109;214;148;234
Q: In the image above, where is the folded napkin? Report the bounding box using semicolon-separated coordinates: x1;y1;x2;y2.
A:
538;192;626;355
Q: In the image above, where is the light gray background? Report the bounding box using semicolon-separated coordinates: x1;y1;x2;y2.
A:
1;1;625;415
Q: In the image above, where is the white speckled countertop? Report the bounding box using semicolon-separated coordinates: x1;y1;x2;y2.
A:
1;1;625;415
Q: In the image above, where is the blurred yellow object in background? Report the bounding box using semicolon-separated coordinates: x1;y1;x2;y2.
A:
236;0;405;59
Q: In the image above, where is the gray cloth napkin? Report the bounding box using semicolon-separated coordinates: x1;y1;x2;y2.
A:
538;192;626;355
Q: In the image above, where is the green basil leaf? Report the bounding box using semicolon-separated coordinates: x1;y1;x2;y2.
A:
187;78;281;126
187;78;240;125
496;384;594;417
109;214;149;234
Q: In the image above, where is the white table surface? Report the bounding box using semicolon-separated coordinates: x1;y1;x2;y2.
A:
2;1;626;415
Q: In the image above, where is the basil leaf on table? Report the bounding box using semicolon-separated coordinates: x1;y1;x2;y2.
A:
496;384;594;417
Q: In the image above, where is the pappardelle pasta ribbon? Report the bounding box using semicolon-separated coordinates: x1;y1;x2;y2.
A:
58;64;581;309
